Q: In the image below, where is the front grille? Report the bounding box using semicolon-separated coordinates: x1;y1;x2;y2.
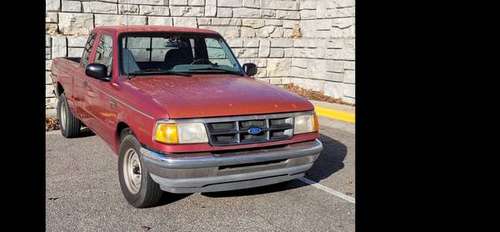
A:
206;117;294;146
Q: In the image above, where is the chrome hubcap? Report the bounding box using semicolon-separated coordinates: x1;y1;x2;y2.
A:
60;101;66;131
123;148;142;194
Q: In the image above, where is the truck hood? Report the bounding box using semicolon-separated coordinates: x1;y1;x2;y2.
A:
125;75;314;119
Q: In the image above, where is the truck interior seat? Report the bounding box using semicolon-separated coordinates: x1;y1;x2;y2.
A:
163;48;193;70
122;48;141;74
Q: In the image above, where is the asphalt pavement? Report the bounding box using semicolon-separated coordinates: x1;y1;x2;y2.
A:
46;116;355;232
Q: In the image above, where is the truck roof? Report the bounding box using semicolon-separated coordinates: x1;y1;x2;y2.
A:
93;25;219;35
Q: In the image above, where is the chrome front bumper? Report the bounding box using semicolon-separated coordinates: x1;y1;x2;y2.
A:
140;139;323;193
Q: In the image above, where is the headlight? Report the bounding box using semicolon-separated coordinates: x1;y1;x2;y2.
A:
294;112;319;134
154;122;208;144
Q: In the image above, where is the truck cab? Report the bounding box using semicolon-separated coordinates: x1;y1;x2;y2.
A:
51;26;323;208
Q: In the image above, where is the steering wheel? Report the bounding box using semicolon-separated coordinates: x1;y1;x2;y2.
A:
190;58;213;65
143;68;161;72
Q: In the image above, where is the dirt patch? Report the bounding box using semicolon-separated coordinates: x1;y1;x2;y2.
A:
46;117;59;131
283;83;355;106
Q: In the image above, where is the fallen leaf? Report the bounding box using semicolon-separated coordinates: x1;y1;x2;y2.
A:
46;117;60;131
283;83;355;106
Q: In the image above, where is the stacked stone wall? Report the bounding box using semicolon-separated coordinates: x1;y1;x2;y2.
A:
46;0;355;115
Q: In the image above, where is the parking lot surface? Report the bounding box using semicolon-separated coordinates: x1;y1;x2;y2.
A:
46;117;355;232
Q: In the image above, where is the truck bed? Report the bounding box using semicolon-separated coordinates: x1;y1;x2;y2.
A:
51;57;83;98
65;57;81;63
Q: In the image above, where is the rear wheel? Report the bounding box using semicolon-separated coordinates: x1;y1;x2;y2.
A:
57;93;81;138
118;130;163;208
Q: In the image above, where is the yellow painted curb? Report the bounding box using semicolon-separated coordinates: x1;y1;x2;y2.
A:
314;105;355;124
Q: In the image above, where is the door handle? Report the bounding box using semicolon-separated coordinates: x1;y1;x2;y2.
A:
83;81;88;87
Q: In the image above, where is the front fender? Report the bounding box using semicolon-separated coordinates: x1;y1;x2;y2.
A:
113;107;156;154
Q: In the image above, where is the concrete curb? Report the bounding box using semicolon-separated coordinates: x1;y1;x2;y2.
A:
313;103;355;124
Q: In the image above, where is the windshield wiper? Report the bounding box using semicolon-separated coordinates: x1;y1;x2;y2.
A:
188;67;244;76
127;70;192;77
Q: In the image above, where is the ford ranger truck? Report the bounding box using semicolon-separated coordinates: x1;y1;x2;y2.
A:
51;26;323;208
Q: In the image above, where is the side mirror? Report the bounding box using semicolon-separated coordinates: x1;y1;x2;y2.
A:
242;63;257;76
85;63;110;81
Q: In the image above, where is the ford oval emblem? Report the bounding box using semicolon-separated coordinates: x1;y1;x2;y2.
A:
247;127;263;135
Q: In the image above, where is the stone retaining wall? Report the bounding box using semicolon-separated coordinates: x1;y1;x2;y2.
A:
46;0;355;116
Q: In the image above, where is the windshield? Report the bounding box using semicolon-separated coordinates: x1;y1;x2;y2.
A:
119;32;243;76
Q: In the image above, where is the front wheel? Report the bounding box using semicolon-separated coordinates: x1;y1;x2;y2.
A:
118;131;163;208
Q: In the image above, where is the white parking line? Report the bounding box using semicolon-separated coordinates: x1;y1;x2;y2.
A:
298;177;355;204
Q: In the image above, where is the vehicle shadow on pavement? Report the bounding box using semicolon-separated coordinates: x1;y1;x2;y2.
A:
201;179;310;198
305;133;348;182
78;127;96;138
201;133;347;198
157;193;192;206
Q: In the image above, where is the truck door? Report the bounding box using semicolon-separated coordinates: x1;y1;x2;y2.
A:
82;33;117;143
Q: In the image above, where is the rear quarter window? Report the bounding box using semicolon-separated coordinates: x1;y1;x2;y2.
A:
81;33;96;67
95;35;113;76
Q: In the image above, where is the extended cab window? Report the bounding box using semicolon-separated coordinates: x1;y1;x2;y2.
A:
120;33;242;76
81;33;96;67
95;35;113;76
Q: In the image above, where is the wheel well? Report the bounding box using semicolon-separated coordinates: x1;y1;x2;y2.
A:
56;82;64;96
116;122;131;142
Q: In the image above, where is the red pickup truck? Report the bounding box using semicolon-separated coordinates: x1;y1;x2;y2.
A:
51;26;323;208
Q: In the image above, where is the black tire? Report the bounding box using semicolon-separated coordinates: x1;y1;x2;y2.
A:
118;130;163;208
57;93;81;138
